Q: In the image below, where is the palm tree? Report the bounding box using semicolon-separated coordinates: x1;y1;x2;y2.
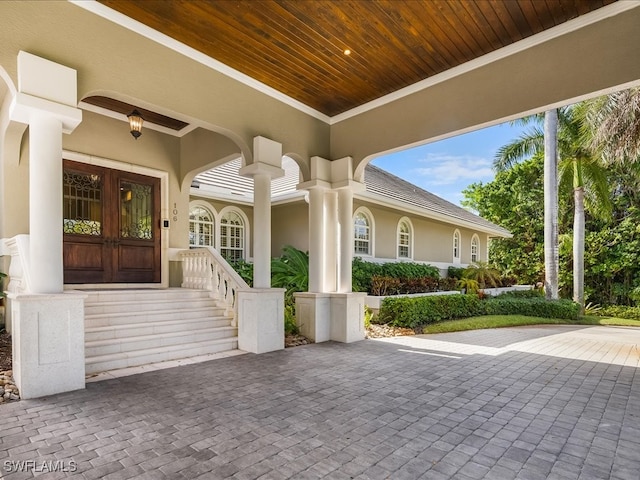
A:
582;87;640;165
544;110;560;301
463;261;501;289
494;107;611;311
495;110;560;301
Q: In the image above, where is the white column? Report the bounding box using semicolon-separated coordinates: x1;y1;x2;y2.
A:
338;187;354;293
9;53;82;294
324;190;338;292
29;114;64;293
308;187;325;293
252;173;271;288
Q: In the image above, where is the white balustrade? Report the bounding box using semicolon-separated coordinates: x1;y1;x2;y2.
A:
178;247;250;326
1;235;31;294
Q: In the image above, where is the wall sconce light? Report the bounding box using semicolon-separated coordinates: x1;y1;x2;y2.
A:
127;109;144;139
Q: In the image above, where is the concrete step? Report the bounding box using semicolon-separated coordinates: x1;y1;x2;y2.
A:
83;288;239;375
85;316;233;342
84;297;218;316
85;306;227;328
85;337;239;375
85;326;238;357
82;288;212;304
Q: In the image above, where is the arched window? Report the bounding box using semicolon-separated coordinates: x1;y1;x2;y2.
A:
453;229;461;263
220;210;245;261
354;209;373;256
471;234;480;263
189;204;215;247
397;218;412;259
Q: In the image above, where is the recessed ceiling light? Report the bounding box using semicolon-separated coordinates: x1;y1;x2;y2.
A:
343;49;351;56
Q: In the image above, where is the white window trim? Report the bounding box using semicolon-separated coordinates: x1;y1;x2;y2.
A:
188;200;219;248
453;229;461;264
471;234;480;264
396;216;414;260
353;206;375;258
218;206;250;261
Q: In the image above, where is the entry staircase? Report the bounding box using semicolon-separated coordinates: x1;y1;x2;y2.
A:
84;288;239;374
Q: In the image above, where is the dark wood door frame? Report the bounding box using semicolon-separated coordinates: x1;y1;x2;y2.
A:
63;160;161;284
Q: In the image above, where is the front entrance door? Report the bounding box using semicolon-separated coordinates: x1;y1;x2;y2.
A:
63;160;161;284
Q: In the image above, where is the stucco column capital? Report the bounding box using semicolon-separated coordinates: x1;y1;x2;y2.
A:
10;92;82;134
238;161;285;180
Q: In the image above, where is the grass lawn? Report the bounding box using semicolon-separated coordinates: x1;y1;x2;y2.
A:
421;314;640;334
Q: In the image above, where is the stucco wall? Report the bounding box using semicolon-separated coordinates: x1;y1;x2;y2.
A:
353;200;489;268
271;201;309;257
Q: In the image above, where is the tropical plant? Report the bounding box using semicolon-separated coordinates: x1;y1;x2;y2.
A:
464;157;640;307
582;87;640;165
457;277;479;294
228;259;253;287
494;107;611;312
463;261;501;289
271;245;309;298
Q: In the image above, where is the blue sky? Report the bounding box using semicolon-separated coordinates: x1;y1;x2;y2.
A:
371;122;528;207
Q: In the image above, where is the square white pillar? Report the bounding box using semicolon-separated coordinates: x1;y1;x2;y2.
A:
294;292;332;343
330;292;366;343
11;292;86;399
237;288;285;353
295;292;365;344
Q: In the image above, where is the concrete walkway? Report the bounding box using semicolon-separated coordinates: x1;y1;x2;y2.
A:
1;325;639;479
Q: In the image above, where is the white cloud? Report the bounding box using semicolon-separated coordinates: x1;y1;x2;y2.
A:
412;153;494;186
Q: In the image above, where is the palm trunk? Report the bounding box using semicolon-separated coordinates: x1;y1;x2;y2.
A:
573;186;585;313
544;110;559;300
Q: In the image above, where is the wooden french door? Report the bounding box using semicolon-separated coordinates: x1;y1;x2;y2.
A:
63;160;161;284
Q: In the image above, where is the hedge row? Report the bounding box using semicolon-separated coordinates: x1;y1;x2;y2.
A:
352;258;439;294
594;305;640;320
378;294;579;329
370;275;458;296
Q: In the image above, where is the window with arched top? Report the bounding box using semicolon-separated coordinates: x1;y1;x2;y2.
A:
397;218;412;259
220;209;245;261
354;208;374;256
453;230;461;263
471;234;480;263
189;204;215;247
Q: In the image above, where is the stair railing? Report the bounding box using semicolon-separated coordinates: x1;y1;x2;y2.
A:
178;247;250;326
1;234;31;294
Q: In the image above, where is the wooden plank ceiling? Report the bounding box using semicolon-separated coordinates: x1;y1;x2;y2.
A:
100;0;616;117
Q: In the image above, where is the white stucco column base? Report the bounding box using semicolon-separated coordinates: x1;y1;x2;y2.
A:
294;292;332;343
329;292;366;343
295;292;366;343
237;288;285;354
10;292;86;399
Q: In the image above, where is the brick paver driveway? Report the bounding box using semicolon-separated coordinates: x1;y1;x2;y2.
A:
1;325;639;479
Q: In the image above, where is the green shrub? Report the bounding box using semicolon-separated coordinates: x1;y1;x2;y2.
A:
352;258;439;293
500;275;519;287
379;294;482;328
484;297;579;320
438;277;458;292
229;259;253;287
378;294;580;328
364;306;373;329
284;302;299;335
595;305;640;320
447;266;465;279
370;276;401;296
